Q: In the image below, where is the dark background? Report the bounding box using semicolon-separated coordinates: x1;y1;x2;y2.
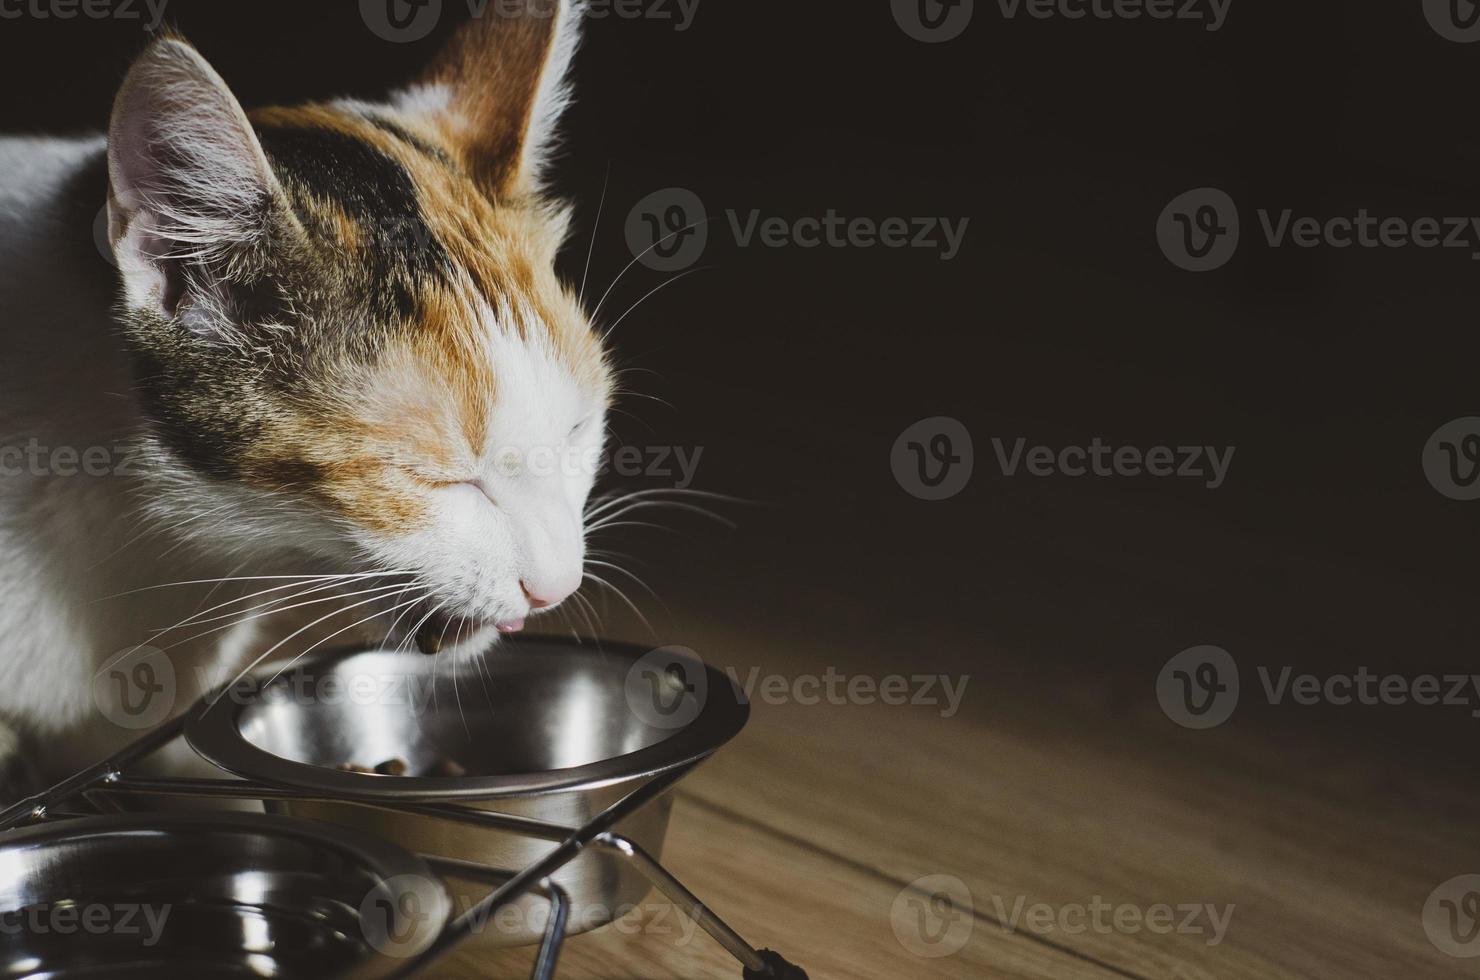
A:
3;2;1478;785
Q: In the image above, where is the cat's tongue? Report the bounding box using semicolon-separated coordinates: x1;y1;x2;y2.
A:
496;618;526;634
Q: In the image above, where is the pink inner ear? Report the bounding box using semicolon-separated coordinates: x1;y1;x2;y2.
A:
124;214;182;312
106;38;277;257
106;37;284;336
106;75;165;220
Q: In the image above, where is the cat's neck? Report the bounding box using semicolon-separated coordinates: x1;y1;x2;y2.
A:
0;137;256;734
0;138;137;442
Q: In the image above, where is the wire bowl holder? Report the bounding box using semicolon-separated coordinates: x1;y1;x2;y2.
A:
0;638;808;980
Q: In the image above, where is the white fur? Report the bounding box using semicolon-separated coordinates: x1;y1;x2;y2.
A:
390;83;453;118
351;299;600;639
519;0;584;190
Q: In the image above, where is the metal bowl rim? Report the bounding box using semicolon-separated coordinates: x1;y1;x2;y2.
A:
183;635;750;800
0;810;450;938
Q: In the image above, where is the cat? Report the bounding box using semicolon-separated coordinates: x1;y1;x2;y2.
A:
0;0;611;798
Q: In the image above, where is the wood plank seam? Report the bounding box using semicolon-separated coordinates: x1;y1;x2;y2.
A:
678;792;1154;980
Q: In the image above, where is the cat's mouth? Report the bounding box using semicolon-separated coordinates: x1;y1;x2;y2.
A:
410;607;526;656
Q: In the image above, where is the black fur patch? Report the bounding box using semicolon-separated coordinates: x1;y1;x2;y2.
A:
254;123;450;320
364;113;455;167
126;332;261;482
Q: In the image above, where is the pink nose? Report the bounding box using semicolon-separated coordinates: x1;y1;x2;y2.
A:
521;580;574;609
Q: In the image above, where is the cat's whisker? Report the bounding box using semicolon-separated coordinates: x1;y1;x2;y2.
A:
429;607;457;717
385;606;422;660
208;590;431;710
471;630;495;688
97;580;413;679
587;499;738;531
146;574;407;636
598;265;712;343
403;600;449;712
156;581;414;654
586;546;656;564
462;618;495;705
89;575;376;679
581;570;652;634
578;163;611;307
567;588;602;640
583;486;748;522
602;403;659;437
241;593;432;706
590;554;671;621
620;391;678;411
126;579;351;659
375;582;423;648
93;570;409;604
583;520;671;537
610;387;677;412
173;558;255;636
590;217;713;324
592;490;743;512
584;559;664;607
597;486;751;503
437;615;471;736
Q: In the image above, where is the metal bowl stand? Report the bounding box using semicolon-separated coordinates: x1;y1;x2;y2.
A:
0;715;808;980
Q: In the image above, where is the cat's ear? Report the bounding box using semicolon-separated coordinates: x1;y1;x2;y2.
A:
106;36;287;334
401;0;583;197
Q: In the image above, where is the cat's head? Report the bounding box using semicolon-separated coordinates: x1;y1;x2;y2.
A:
105;2;611;650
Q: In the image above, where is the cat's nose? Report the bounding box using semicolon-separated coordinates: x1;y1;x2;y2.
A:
521;578;577;609
520;581;551;609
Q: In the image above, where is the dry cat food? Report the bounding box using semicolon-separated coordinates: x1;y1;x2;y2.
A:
335;756;467;777
335;757;407;776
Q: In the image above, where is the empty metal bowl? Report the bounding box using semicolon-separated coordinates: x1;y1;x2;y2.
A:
0;812;449;978
185;636;749;947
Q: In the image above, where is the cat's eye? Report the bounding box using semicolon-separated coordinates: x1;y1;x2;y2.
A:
394;463;469;489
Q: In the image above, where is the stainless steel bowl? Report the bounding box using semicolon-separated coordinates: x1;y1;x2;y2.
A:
185;636;749;947
0;812;449;978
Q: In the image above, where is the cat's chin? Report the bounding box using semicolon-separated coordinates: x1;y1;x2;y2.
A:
410;608;514;657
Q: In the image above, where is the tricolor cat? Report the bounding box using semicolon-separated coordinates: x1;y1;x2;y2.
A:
0;1;611;795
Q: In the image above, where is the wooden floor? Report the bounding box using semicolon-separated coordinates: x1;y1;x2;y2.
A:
432;602;1480;979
